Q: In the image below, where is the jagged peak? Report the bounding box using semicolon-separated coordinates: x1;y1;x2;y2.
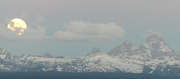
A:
90;47;101;54
0;48;10;55
43;52;53;58
119;40;138;49
121;40;133;46
0;48;13;60
140;32;174;58
108;40;140;56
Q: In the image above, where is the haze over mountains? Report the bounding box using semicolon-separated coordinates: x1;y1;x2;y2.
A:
0;32;180;76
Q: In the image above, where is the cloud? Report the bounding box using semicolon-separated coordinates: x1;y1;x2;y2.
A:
53;21;125;42
21;26;52;41
0;23;52;41
0;11;51;41
143;30;162;38
0;23;17;40
1;16;125;42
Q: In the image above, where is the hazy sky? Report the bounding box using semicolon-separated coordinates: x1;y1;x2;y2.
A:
0;0;180;57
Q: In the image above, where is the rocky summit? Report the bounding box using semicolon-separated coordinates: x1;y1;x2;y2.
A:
0;33;180;76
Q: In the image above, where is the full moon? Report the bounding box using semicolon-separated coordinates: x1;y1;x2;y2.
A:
7;18;27;35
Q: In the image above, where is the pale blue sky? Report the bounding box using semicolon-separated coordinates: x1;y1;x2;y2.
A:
0;0;180;57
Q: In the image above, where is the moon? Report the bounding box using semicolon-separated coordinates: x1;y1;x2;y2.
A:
7;18;27;35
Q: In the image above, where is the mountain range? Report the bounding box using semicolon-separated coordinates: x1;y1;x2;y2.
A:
0;32;180;76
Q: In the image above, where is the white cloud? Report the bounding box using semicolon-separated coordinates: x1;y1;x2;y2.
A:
21;26;52;41
0;23;52;41
143;30;162;38
54;21;125;42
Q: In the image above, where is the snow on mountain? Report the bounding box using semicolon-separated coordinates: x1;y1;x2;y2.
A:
0;48;13;60
79;52;143;73
0;32;179;76
140;32;175;58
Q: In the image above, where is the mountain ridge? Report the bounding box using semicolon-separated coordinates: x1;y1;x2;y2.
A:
0;32;179;76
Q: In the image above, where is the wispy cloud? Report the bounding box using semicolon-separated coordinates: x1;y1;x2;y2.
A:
143;30;162;38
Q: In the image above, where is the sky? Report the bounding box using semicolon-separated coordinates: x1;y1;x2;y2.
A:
0;0;180;57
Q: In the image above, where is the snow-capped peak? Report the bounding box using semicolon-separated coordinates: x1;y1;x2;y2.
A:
140;33;174;58
0;48;13;60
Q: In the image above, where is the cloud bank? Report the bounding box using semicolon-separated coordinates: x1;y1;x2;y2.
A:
0;20;125;42
0;11;125;42
54;21;125;42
